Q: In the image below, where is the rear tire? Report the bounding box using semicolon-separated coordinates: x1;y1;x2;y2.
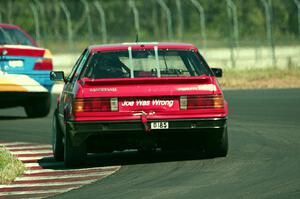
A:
64;129;86;168
52;110;64;161
25;95;51;118
205;127;228;158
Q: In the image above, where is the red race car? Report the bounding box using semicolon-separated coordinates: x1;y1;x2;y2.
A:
51;42;228;167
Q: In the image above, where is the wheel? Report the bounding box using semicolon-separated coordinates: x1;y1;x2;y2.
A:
137;136;157;154
64;129;86;168
205;126;228;158
52;110;64;161
138;148;156;155
25;95;51;118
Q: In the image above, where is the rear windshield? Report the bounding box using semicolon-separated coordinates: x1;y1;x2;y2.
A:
84;49;211;79
0;27;33;46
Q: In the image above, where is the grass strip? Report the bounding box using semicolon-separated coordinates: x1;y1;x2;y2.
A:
0;146;25;184
219;67;300;89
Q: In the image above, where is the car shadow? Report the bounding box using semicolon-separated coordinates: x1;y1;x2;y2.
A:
0;116;28;120
38;149;209;170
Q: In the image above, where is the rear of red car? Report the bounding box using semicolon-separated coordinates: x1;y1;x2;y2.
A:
52;43;228;167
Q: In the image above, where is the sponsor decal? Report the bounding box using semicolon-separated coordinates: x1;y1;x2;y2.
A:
121;99;174;108
90;88;117;92
177;84;216;91
0;74;47;92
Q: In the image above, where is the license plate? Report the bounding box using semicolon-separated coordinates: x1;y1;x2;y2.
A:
151;122;169;129
8;60;24;68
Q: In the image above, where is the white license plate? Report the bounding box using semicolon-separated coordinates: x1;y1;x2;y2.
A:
8;60;24;68
151;122;169;129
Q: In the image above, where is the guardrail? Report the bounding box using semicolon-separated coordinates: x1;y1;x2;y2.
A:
52;45;300;73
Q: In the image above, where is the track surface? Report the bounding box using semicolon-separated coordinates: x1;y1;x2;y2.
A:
0;89;299;198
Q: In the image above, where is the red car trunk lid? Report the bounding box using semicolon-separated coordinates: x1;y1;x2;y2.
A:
78;76;216;99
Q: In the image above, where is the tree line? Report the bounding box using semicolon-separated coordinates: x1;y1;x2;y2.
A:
0;0;299;50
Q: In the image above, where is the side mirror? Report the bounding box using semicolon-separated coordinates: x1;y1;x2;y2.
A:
211;68;223;78
50;71;65;81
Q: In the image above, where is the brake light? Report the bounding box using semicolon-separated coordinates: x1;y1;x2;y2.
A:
33;59;53;70
74;98;118;112
180;95;224;110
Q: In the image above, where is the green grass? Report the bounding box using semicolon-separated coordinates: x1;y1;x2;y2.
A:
0;147;25;184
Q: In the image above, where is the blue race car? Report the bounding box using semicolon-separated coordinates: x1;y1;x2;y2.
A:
0;24;53;117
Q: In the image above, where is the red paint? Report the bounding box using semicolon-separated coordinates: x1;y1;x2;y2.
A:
26;166;47;170
9;147;51;152
15;153;53;157
55;42;228;159
21;159;39;163
12;175;103;184
78;76;213;98
73;74;226;121
90;42;196;53
4;143;47;148
0;46;45;57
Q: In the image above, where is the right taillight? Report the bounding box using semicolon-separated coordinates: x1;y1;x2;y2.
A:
33;59;53;70
33;49;53;70
73;98;118;113
180;95;224;110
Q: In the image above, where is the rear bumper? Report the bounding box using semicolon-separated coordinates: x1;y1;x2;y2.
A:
66;118;227;146
0;91;50;108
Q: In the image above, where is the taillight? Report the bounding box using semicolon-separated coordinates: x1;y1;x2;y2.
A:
73;98;118;113
33;59;53;70
180;95;224;110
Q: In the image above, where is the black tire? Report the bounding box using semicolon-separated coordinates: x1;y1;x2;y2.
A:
138;148;156;155
205;126;228;158
25;95;51;118
52;110;64;161
137;136;157;154
64;129;86;168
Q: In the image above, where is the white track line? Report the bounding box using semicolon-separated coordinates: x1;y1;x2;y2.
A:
14;170;117;181
0;142;29;146
4;145;51;150
0;180;95;188
24;162;63;168
0;188;75;196
24;166;119;174
18;156;53;161
10;150;53;155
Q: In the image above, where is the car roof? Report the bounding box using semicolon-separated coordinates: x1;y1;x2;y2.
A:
0;23;21;29
0;23;37;47
89;42;198;53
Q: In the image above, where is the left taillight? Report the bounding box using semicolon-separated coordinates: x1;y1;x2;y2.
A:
180;95;224;110
73;98;118;113
33;58;53;70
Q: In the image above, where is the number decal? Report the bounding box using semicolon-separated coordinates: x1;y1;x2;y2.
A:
151;122;169;129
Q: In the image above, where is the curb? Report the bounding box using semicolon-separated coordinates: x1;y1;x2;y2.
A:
0;142;120;198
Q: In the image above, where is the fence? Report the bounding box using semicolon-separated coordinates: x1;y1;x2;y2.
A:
0;0;300;69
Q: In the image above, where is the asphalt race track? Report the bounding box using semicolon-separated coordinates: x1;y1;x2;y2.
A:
0;89;299;198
